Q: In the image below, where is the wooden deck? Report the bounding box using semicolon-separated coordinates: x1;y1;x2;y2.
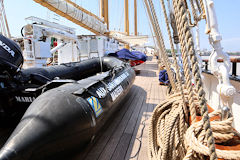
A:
72;55;167;160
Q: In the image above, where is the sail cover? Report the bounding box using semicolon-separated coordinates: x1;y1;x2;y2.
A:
33;0;108;35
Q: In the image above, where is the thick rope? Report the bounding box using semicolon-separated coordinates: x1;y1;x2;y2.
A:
171;0;197;123
172;0;217;159
149;91;240;160
184;111;240;159
148;0;177;91
199;0;205;18
148;90;197;160
185;0;202;26
146;0;239;159
159;0;188;121
194;0;202;14
189;0;198;22
159;0;181;91
143;0;177;91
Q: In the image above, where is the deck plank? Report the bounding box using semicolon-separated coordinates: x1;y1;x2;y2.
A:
68;55;166;160
97;70;149;160
112;66;153;160
78;55;167;160
125;65;154;160
73;86;140;160
73;85;138;160
81;64;150;160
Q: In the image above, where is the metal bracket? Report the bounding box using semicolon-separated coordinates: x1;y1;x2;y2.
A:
204;0;236;109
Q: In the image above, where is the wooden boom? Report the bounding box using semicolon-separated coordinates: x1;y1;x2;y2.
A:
33;0;108;35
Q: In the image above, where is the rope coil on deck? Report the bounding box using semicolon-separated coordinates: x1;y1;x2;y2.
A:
148;90;192;160
184;111;240;160
148;90;240;160
146;0;240;159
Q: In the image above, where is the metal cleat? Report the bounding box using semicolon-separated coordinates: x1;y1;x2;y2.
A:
221;106;232;120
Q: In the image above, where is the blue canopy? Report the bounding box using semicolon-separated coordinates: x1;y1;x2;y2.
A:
108;48;147;61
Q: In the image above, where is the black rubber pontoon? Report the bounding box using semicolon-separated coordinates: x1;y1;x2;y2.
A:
0;34;131;122
0;35;136;160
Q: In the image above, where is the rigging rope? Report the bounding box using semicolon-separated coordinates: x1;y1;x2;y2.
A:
159;0;188;121
143;0;177;91
141;0;157;50
172;0;217;159
199;0;205;18
184;0;203;26
168;0;198;123
145;0;240;159
145;0;235;159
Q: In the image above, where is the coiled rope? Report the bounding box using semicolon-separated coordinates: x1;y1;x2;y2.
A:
146;0;222;159
184;111;240;160
148;89;240;160
148;89;197;160
146;0;240;159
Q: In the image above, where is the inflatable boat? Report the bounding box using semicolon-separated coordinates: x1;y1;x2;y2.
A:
0;34;134;121
0;35;135;159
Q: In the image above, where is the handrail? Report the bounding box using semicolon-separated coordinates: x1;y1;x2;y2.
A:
202;58;240;63
202;57;240;77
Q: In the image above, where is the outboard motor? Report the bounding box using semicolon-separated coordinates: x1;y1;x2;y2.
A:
0;34;24;122
0;34;23;75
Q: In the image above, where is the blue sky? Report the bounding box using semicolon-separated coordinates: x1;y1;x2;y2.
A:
4;0;240;51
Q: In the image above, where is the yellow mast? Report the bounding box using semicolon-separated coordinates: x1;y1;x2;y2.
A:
100;0;109;30
104;0;109;30
124;0;130;49
100;0;104;18
134;0;137;36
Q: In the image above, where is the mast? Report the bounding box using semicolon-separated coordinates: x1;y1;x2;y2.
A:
100;0;104;18
100;0;109;30
104;0;109;30
134;0;137;35
124;0;130;49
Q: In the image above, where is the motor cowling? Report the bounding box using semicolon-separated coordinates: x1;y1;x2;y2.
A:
0;34;23;74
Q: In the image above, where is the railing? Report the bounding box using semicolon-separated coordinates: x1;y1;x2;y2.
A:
202;57;240;81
